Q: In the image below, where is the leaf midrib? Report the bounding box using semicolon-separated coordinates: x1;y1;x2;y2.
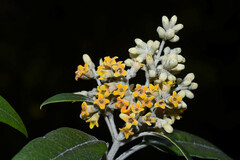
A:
51;139;98;160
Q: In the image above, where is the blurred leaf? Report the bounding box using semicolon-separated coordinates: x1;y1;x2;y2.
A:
0;95;28;137
13;127;107;160
40;93;94;109
144;130;232;160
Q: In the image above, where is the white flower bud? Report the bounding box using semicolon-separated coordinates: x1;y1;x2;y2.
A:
99;58;103;66
184;73;195;81
185;90;194;99
189;82;198;90
157;26;166;39
172;47;181;54
136;53;146;62
165;29;175;40
135;38;145;47
124;58;134;67
151;40;160;51
177;55;186;63
146;54;154;66
180;101;187;108
178;90;186;98
162;16;170;30
149;70;156;78
163;47;171;55
128;47;138;54
170;15;177;27
182;79;192;86
83;54;94;68
171;64;185;71
169;35;180;42
162;122;173;133
172;24;184;32
159;72;168;81
168;58;178;68
168;74;176;81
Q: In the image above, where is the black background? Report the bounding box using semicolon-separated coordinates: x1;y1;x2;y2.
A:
0;0;239;159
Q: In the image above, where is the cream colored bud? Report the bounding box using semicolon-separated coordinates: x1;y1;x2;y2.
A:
124;58;134;67
172;64;185;71
165;29;175;40
172;24;184;32
170;15;177;27
159;72;168;81
136;54;146;62
155;119;162;128
162;16;170;30
157;26;165;39
99;58;103;66
147;40;153;46
163;47;171;55
135;38;145;47
189;82;198;90
177;55;186;63
168;59;178;68
177;90;186;98
180;101;187;108
184;73;195;81
162;122;173;133
168;75;176;81
182;79;192;86
149;70;156;78
146;54;154;66
172;47;181;54
83;54;94;67
169;35;180;42
164;117;174;125
128;47;138;54
185;90;194;99
152;40;160;50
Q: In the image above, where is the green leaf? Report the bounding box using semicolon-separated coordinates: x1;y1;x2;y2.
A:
0;95;28;137
40;93;94;109
144;130;232;160
13;127;107;160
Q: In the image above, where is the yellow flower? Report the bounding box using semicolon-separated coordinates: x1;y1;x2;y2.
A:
113;83;128;98
142;96;155;108
132;84;148;99
75;63;89;81
80;102;90;118
169;91;182;107
115;96;129;109
119;127;134;139
86;113;100;129
97;84;112;97
94;94;110;110
103;56;118;68
142;112;156;126
112;61;128;77
96;68;114;80
130;101;144;114
120;113;138;129
155;99;165;109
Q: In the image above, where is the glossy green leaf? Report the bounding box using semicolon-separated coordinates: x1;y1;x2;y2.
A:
40;93;94;109
144;130;232;160
0;95;28;137
13;127;107;160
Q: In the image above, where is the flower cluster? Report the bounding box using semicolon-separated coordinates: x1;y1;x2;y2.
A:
75;15;197;139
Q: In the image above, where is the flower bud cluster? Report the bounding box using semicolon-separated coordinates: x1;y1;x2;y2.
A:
74;15;197;139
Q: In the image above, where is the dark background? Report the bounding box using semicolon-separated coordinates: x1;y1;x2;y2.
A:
0;0;239;159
